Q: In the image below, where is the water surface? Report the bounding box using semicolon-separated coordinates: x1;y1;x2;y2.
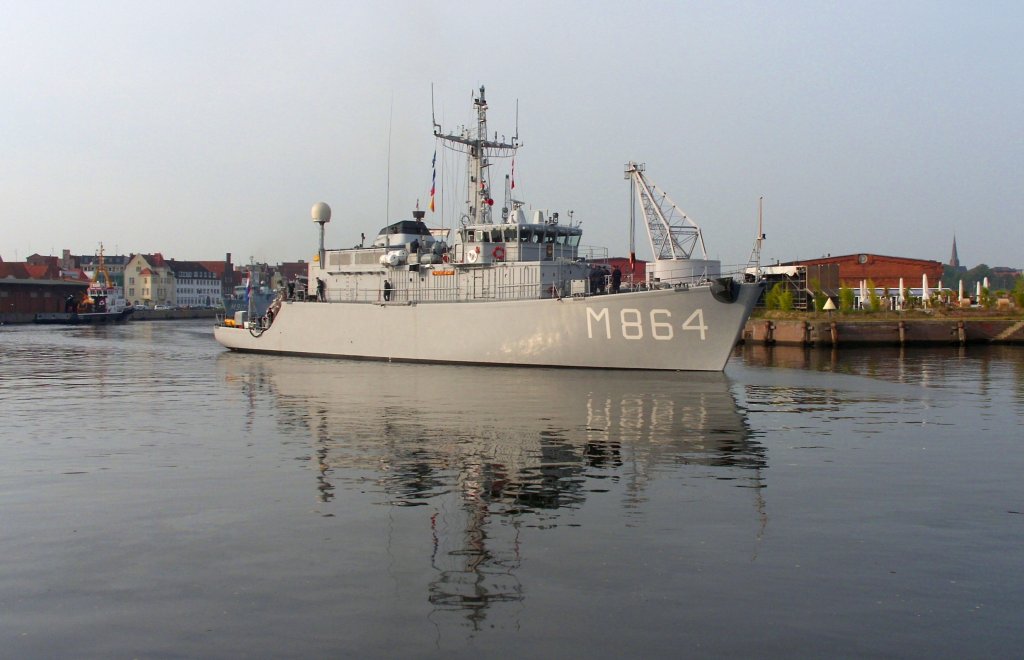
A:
1;322;1021;657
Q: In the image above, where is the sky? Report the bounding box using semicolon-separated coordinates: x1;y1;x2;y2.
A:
3;0;1022;270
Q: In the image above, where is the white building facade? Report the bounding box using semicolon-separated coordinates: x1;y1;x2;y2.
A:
167;261;223;307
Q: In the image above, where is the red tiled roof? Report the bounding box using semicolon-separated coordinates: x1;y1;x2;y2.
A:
198;261;227;277
0;261;85;281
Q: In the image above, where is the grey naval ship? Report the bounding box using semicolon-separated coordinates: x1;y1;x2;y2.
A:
214;86;764;371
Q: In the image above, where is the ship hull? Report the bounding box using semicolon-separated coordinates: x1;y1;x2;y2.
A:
214;283;761;371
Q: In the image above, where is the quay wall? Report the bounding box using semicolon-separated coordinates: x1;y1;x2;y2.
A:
744;317;1024;346
131;309;220;322
0;308;220;325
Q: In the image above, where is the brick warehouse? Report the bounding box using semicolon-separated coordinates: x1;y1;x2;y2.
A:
783;253;945;290
0;261;89;316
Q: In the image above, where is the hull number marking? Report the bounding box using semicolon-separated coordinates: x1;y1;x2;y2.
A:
586;307;707;341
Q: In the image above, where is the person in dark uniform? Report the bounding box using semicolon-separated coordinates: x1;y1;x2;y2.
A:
316;278;325;301
383;279;392;301
611;265;622;294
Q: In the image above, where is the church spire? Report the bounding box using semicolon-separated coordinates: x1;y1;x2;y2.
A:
949;235;960;268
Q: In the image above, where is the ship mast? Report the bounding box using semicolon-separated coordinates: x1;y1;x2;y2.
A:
434;86;519;226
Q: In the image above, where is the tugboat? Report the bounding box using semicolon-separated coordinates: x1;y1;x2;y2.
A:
215;86;763;371
34;245;133;325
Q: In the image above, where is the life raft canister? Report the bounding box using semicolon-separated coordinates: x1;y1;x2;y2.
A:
492;245;505;261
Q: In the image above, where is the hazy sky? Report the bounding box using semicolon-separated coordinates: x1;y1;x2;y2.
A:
3;1;1022;270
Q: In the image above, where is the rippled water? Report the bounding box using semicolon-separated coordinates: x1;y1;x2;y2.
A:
2;321;1021;657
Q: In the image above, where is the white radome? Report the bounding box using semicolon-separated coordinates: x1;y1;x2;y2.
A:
311;202;332;223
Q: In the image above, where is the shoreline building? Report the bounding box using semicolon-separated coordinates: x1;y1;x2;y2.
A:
167;260;223;307
760;253;945;310
949;236;966;275
125;253;174;307
198;253;235;302
0;257;90;317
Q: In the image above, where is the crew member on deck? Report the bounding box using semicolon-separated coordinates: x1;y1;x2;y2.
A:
383;279;392;302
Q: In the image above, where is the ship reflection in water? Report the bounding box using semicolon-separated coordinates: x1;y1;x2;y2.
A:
218;354;766;630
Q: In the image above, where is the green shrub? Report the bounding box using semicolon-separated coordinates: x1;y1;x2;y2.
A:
979;287;995;309
839;285;855;312
779;287;794;311
765;282;793;310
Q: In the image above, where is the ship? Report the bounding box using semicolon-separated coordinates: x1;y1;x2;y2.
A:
34;245;134;325
214;86;764;371
222;268;276;320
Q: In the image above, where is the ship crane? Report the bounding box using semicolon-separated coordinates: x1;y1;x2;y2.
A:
91;243;114;289
625;162;720;286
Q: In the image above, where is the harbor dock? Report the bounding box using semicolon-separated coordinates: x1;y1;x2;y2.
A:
743;315;1024;346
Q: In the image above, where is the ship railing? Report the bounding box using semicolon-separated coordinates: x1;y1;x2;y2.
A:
319;280;559;304
579;245;609;261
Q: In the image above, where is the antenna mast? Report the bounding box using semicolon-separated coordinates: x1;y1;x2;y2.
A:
434;86;518;225
747;196;765;278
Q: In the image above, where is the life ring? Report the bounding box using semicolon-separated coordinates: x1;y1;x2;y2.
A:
442;253;449;263
492;245;505;261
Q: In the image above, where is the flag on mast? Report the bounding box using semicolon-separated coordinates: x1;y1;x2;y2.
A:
429;148;437;213
511;158;516;189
